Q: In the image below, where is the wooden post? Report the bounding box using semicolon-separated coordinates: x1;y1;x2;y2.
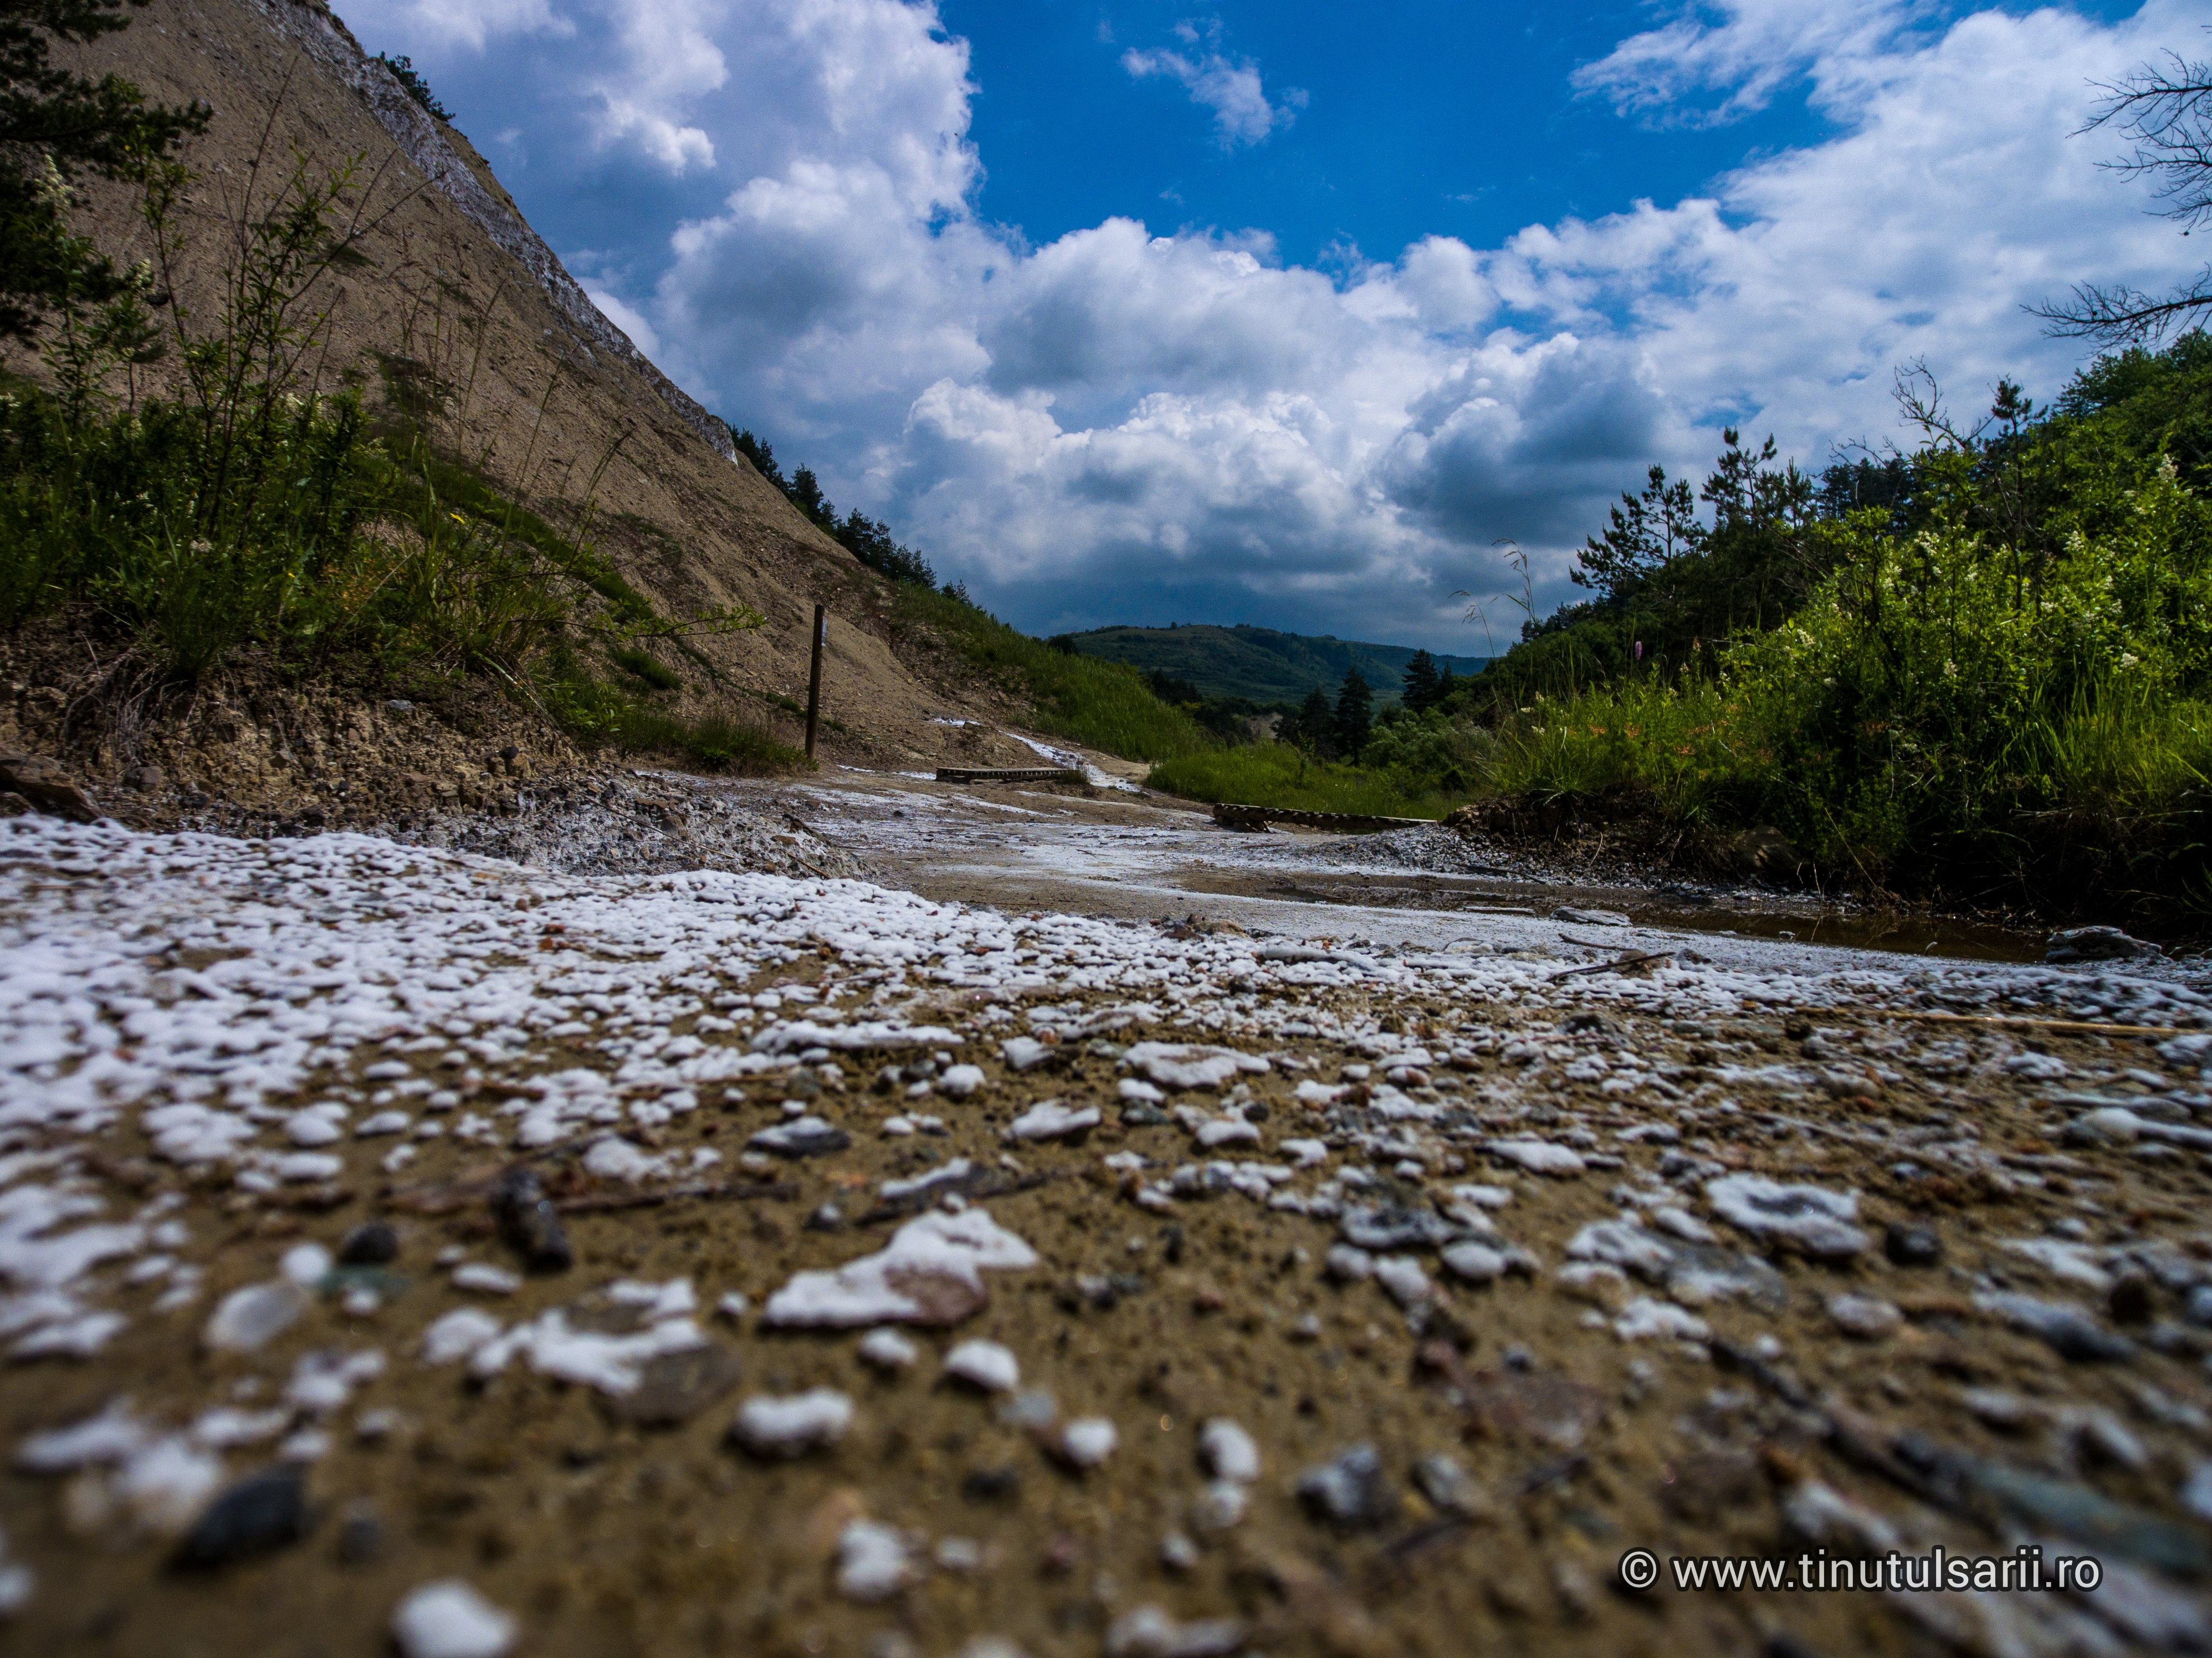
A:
804;603;826;760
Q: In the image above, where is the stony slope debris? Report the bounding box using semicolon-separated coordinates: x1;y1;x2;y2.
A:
1;811;2211;1652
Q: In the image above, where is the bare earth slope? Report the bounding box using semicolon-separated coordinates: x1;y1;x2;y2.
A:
4;0;1051;807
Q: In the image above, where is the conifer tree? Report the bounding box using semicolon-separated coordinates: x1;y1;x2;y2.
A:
1333;668;1373;759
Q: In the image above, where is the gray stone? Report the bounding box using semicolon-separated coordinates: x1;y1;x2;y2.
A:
1885;1221;1942;1267
173;1465;308;1568
203;1281;311;1353
1340;1204;1459;1253
1296;1444;1399;1529
2047;927;2160;964
338;1220;400;1267
611;1344;744;1427
749;1117;852;1158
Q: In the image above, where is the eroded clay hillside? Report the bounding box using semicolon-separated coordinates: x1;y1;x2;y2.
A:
2;0;1047;818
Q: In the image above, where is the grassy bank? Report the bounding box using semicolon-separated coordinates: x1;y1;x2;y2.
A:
1145;744;1460;818
894;585;1212;762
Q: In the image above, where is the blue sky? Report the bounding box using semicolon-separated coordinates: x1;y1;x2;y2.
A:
337;1;2203;651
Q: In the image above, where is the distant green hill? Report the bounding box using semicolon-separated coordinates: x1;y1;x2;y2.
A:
1059;624;1491;707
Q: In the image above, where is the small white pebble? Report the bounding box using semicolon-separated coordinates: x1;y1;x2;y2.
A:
935;1536;983;1570
731;1389;854;1457
858;1328;919;1370
836;1518;912;1601
1059;1418;1117;1467
451;1263;520;1296
939;1065;986;1097
716;1291;750;1323
1199;1419;1260;1484
280;1243;332;1286
390;1579;517;1658
421;1309;503;1365
943;1339;1020;1393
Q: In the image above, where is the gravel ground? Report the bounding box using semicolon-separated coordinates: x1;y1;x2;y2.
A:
4;812;2212;1657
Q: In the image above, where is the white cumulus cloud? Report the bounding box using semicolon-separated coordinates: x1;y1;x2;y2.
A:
1121;21;1307;149
346;0;2212;648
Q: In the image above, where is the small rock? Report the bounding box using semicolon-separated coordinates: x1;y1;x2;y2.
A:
1441;1241;1508;1283
1613;1298;1709;1342
172;1465;308;1568
2046;926;2160;963
858;1328;919;1370
611;1344;743;1427
961;1466;1020;1503
0;752;98;822
1977;1292;2136;1363
1159;1531;1199;1572
1003;1099;1100;1143
1706;1173;1868;1259
1199;1419;1260;1483
338;1221;400;1267
1885;1221;1942;1268
451;1263;520;1296
1296;1443;1399;1529
1373;1255;1430;1309
730;1389;854;1457
1486;1138;1586;1176
943;1339;1020;1393
1340;1203;1459;1252
1058;1418;1117;1468
281;1242;334;1285
203;1282;310;1354
1191;1478;1248;1532
390;1579;516;1658
1827;1294;1902;1340
2109;1274;2155;1327
837;1518;913;1601
1412;1453;1482;1517
1000;1037;1057;1072
1104;1605;1245;1658
420;1308;503;1365
1325;1244;1374;1282
748;1116;852;1158
1552;907;1630;926
490;1168;571;1273
336;1501;383;1564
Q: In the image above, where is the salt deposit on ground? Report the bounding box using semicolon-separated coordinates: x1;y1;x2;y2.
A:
2;810;2211;1656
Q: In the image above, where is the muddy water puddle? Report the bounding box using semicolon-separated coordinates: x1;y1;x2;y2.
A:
1170;866;2046;963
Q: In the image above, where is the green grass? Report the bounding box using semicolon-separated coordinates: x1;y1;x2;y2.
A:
895;585;1211;761
610;644;682;690
615;707;808;772
1145;743;1457;818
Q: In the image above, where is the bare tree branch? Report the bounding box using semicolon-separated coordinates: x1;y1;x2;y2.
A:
2036;38;2212;344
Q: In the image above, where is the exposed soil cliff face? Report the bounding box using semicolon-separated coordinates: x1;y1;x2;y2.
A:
4;0;1053;811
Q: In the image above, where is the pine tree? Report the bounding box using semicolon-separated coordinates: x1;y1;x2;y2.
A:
1333;668;1373;759
1400;649;1440;713
1286;687;1334;757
